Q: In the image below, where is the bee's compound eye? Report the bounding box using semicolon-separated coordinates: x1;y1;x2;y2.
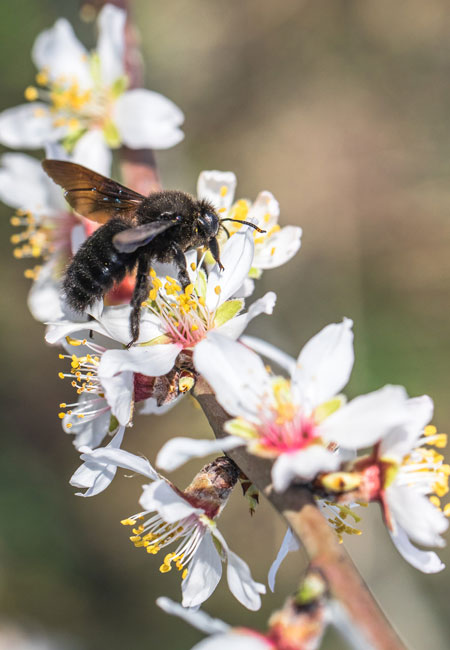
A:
198;211;219;236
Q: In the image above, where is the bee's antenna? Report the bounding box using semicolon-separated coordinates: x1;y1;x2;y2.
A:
220;218;266;234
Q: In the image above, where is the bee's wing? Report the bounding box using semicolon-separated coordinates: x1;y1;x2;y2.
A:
112;220;179;253
42;160;145;224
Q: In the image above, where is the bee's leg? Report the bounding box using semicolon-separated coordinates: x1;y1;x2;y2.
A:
128;256;151;348
170;243;190;289
208;237;224;271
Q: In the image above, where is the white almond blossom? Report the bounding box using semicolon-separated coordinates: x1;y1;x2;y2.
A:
45;231;276;386
159;320;412;492
197;170;302;293
0;5;184;166
70;446;265;609
342;396;449;573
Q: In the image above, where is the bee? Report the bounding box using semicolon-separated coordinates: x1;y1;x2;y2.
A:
42;160;265;346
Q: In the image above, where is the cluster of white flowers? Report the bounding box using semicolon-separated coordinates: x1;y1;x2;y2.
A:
1;4;448;649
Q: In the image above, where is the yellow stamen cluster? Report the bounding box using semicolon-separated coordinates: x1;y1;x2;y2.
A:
121;517;189;579
272;378;296;424
10;210;55;273
323;500;365;543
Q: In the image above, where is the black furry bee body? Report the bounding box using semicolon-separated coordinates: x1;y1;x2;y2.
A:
42;160;264;346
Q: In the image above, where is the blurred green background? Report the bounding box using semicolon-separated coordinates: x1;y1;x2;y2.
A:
0;0;449;648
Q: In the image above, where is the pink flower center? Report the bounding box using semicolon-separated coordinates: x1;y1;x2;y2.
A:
259;413;318;455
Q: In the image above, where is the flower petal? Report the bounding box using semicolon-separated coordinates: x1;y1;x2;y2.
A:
197;170;237;213
388;485;448;547
78;444;159;481
97;4;126;86
194;334;272;421
27;258;64;322
156;597;230;635
292;318;354;409
182;532;222;608
0;103;65;149
72;130;112;176
321;385;410;449
114;89;184;149
70;427;125;497
32;18;91;88
380;395;434;463
98;344;181;388
240;335;296;374
63;394;112;450
389;524;445;573
100;370;134;426
271;446;340;492
216;292;276;340
156;436;244;472
191;635;271;650
255;225;302;270
205;229;254;309
268;527;300;592
140;480;202;522
225;548;265;611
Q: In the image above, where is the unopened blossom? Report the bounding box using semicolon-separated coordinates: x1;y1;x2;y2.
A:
161;320;412;491
46;231;276;388
197;170;302;293
0;5;183;168
321;395;449;573
71;449;264;609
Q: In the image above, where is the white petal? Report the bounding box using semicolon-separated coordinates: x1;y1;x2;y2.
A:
182;532;222;608
97;4;126;85
292;318;354;409
271;446;340;492
216;292;276;340
140;480;201;522
268;527;300;592
0;152;64;213
72;130;112;176
197;170;237;213
100;370;134;426
380;395;434;463
205;230;254;310
248;191;279;226
156;597;230;635
389;524;445;573
27;258;64;322
225;548;265;611
194;334;272;421
0;103;65;148
156;436;244;472
64;395;112;450
98;344;181;385
79;445;159;481
240;335;296;374
115;89;184;149
70;427;125;496
321;385;410;449
254;225;302;270
32;18;91;88
388;485;448;547
191;635;270;650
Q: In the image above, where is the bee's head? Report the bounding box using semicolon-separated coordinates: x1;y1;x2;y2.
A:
197;200;220;238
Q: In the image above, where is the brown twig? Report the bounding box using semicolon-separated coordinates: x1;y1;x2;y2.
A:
194;377;406;650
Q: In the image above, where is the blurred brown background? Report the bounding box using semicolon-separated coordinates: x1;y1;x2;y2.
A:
0;0;449;648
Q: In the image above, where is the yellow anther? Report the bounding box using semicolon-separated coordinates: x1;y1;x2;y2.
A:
220;185;228;197
65;336;83;346
184;283;194;296
132;525;145;534
444;503;450;517
182;568;188;580
129;535;141;542
214;285;221;295
191;324;198;331
59;403;67;408
270;247;276;256
77;414;84;419
150;268;156;277
190;262;196;271
429;496;441;509
66;423;72;429
424;425;437;436
58;372;65;379
24;86;38;101
218;207;227;213
36;70;49;86
58;412;66;419
264;213;271;223
159;563;172;573
120;518;136;526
